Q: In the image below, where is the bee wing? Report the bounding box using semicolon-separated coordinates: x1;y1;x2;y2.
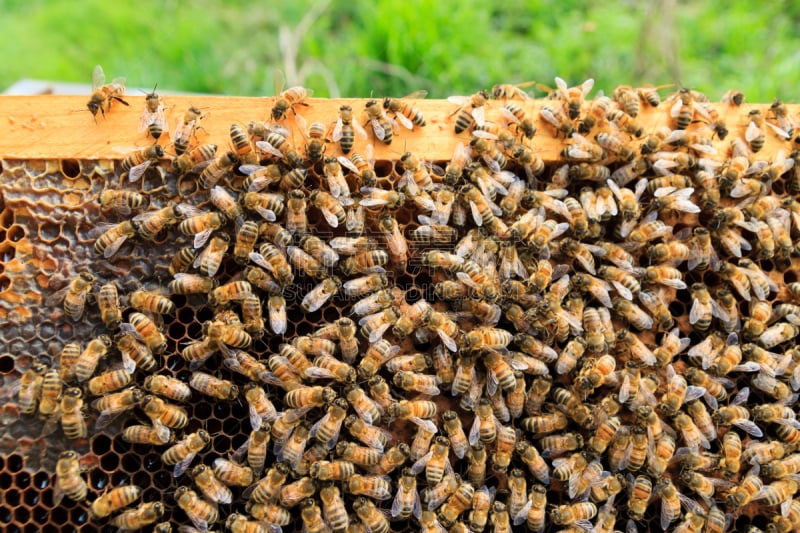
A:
436;329;458;353
745;120;762;142
101;231;133;259
91;64;106;90
394;112;414;131
173;451;198;478
472;105;486;127
732;419;763;437
468;415;482;446
410;450;434;475
370;119;386;141
318;206;340;228
766;121;792;140
255;140;285;159
127;160;152;183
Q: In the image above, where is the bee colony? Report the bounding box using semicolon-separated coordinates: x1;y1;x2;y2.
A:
3;67;800;533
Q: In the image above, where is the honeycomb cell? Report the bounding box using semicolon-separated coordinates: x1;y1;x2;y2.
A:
7;454;23;473
48;507;67;526
0;243;14;262
167;322;186;339
132;471;151;490
89;469;108;491
374;161;393;178
0;209;12;229
13;506;29;524
0;355;14;373
23;489;38;507
59;159;80;179
15;471;30;489
31;506;48;525
212;434;230;453
152;470;172;490
5;489;20;507
37;222;60;244
32;472;49;490
68;507;88;526
7;224;25;242
100;452;119;473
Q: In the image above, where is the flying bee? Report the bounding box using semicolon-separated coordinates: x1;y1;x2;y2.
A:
173;105;207;155
86;64;128;121
384;90;427;129
59;387;87;440
364;99;395;144
448;90;489;133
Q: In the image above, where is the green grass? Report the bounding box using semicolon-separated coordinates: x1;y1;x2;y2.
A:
2;0;799;102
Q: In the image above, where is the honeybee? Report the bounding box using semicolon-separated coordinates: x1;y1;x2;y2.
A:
137;84;168;139
139;376;191;406
309;459;356;482
161;429;210;477
17;362;46;414
190;463;232;505
87;64;128;121
121;311;166;355
270;71;311;119
142;394;188;430
171;143;218;177
359;306;400;343
352;497;390;533
279;476;317;508
175;486;219;531
285;386;337;410
309;398;349;449
54;450;88;504
120;144;164;183
134;204;186;241
551;502;597;526
438;481;475;528
384;91;427;130
364;99;395;144
121;422;172;445
330;105;367;154
313;485;349;533
47;271;95;321
188;371;238;401
60;387;88;439
194;150;237;189
91;386;142;429
110;502;165;531
448;90;488;133
725;466;764;508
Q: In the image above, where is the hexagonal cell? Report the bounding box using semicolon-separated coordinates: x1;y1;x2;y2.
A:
0;243;14;263
37;222;61;244
0;355;14;374
59;159;81;179
6;454;23;473
7;224;26;243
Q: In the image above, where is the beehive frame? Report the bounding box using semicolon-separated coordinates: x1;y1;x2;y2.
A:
1;89;800;533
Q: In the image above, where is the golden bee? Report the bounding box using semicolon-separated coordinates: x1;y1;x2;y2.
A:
87;64;128;121
54;450;88;504
110;502;165;531
89;484;142;520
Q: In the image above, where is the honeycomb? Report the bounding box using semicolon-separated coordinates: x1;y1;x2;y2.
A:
1;86;800;533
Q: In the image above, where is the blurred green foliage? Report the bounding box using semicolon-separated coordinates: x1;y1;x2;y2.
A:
2;0;799;102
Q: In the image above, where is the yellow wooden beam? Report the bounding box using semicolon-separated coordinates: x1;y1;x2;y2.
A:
0;95;794;163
